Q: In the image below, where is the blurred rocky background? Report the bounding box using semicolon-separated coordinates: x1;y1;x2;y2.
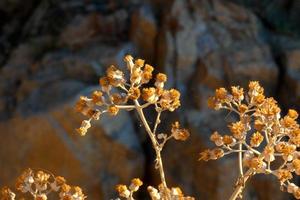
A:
1;0;300;199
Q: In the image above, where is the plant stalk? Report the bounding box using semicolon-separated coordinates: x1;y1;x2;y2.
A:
134;100;167;188
238;143;243;176
229;169;252;200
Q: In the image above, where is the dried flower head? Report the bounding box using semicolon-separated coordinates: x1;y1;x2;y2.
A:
75;55;191;199
200;81;300;199
171;122;190;141
1;187;16;200
2;169;85;200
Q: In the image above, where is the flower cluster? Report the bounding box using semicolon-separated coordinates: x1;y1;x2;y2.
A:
200;81;300;199
75;55;180;136
75;55;192;199
147;184;194;200
115;178;143;199
0;168;86;200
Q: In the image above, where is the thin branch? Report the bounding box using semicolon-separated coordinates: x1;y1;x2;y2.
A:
115;105;135;110
153;111;162;134
134;100;168;188
238;143;244;176
229;169;253;200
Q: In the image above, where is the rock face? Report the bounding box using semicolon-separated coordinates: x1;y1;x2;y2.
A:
0;0;299;199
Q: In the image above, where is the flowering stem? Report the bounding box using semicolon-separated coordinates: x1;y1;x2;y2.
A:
238;143;243;176
242;142;261;155
134;100;168;188
229;169;252;200
115;105;135;110
153;110;161;134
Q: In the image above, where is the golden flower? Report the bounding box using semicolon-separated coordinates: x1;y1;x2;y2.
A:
129;178;143;192
231;86;244;101
144;64;154;73
130;69;142;85
142;71;152;83
249;157;265;170
263;145;275;162
76;120;91;136
211;148;224;159
159;89;180;111
61;184;71;193
115;185;130;198
171;121;190;141
124;55;134;71
35;171;50;185
294;188;300;199
68;187;85;200
254;119;264;131
275;142;286;152
135;59;145;68
131;178;143;187
276;169;292;183
142;87;158;103
35;194;47;200
87;109;99;119
60;194;72;200
215;88;227;101
91;91;104;105
288;109;298;119
293;159;300;175
253;94;265;104
248;81;261;90
106;65;125;86
15;169;34;193
291;129;300;137
207;97;220;110
108;105;119;116
243;151;254;167
171;187;183;197
198;150;211;161
155;73;167;89
210;131;223;146
200;148;224;161
229;121;246;140
75;96;86;113
248;81;264;94
222;135;236;146
75;96;93;116
124;55;133;63
147;186;160;200
290;135;300;146
128;87;141;100
99;76;111;92
259;98;281;117
250;131;264;147
282;116;297;128
111;93;125;104
50;176;66;191
276;142;296;161
1;187;16;200
142;64;154;83
156;73;167;82
248;81;265;105
238;104;248;113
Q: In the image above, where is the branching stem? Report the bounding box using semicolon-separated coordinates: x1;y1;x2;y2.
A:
238;143;243;176
134;100;167;188
229;169;253;200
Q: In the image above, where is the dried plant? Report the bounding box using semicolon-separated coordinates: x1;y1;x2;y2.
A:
0;168;85;200
75;55;193;199
199;81;300;199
